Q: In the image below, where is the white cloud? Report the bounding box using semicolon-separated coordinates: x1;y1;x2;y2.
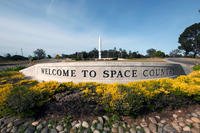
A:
0;1;145;56
0;14;167;56
0;0;175;56
0;16;100;55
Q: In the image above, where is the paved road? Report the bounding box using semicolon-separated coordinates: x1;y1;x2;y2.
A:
166;58;200;66
165;58;200;74
0;64;27;71
0;59;65;71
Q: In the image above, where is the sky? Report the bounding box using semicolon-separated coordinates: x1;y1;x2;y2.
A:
0;0;199;56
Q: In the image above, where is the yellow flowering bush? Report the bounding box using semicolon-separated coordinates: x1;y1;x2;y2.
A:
95;84;127;109
29;81;60;107
92;72;200;115
0;71;25;85
82;87;92;96
16;79;37;86
0;84;12;106
0;84;13;116
30;81;59;95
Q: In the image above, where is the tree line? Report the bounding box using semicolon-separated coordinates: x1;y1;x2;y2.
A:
0;48;167;61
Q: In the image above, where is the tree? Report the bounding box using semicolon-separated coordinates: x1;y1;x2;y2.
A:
5;53;11;59
146;48;166;58
0;55;5;60
178;23;200;57
11;55;28;61
154;50;165;58
55;54;61;59
146;48;156;57
169;49;182;57
28;55;33;61
129;51;142;58
33;49;46;60
47;55;52;59
89;49;98;58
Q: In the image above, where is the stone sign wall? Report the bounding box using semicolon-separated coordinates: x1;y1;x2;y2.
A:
20;62;185;83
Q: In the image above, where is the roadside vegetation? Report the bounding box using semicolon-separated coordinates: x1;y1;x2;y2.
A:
0;66;199;118
193;64;200;71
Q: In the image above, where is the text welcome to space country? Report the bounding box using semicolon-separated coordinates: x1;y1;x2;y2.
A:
40;67;175;79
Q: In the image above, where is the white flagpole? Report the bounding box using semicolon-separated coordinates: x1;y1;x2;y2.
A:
98;36;102;59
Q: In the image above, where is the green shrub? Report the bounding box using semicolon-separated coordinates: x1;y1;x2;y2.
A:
6;86;38;116
193;64;200;71
0;71;17;77
4;66;25;71
123;93;147;116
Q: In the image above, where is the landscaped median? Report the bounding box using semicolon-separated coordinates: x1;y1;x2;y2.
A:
0;67;200;132
0;67;199;118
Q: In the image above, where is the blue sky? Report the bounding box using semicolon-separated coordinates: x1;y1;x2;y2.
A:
0;0;199;56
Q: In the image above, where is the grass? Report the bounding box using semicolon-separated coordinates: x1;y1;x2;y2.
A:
4;66;25;71
193;65;200;71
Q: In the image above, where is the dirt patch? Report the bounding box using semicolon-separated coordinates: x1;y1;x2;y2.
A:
38;91;105;120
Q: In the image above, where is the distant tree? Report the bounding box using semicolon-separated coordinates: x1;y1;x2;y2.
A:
5;53;11;59
130;51;143;58
154;50;165;58
75;52;82;60
119;48;123;58
0;55;5;60
33;49;46;60
146;48;157;57
82;51;88;59
2;53;28;61
178;23;200;57
28;56;33;61
121;49;128;58
169;49;182;57
110;47;118;58
47;55;52;59
146;48;166;58
55;54;61;59
60;48;144;60
88;48;98;58
11;55;28;61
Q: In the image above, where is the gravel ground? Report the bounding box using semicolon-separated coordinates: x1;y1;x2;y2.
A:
0;105;199;133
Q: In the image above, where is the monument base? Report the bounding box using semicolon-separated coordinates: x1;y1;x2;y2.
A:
20;61;185;83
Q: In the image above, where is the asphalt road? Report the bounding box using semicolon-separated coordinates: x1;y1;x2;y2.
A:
0;59;63;71
165;58;200;74
166;58;200;66
0;64;27;71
